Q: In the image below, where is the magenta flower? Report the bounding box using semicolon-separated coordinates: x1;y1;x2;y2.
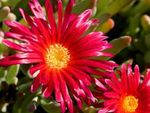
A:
0;0;117;112
99;64;150;113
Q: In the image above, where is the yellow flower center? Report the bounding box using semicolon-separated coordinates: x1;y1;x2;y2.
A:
45;44;70;69
122;96;138;112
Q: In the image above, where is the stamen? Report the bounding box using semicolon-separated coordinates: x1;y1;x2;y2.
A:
122;95;138;112
45;44;70;69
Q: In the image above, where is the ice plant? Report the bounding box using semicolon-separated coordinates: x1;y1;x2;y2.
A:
0;0;117;112
99;64;150;113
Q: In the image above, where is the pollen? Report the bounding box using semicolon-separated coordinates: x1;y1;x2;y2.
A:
122;95;138;112
45;44;70;69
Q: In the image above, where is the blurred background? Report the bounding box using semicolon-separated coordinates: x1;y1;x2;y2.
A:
0;0;150;113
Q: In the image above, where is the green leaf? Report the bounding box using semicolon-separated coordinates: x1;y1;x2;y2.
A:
17;82;31;93
96;0;112;16
12;94;36;113
98;36;132;60
0;67;6;83
0;6;10;22
96;18;115;33
83;106;98;113
6;65;20;77
41;99;61;113
21;94;36;113
144;34;150;49
141;15;150;33
144;51;150;63
1;0;21;9
73;0;97;15
5;65;20;85
108;36;132;55
0;42;9;54
96;0;133;17
0;67;5;78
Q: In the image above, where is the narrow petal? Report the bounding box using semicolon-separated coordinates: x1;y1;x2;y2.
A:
52;70;66;113
57;0;63;42
0;53;42;66
19;8;33;25
45;0;56;33
71;59;115;71
42;74;53;98
2;39;33;52
4;20;33;37
105;79;121;94
61;70;86;99
59;73;74;113
62;0;75;32
31;75;40;92
29;0;45;19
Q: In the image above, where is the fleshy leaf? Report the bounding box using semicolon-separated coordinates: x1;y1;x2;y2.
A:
0;6;10;22
5;65;20;84
99;36;132;60
41;99;61;113
107;36;132;55
141;15;150;33
73;0;97;15
96;0;133;17
12;94;36;113
144;51;150;63
96;18;115;33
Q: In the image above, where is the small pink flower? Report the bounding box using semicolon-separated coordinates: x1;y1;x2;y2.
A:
99;64;150;113
0;0;116;112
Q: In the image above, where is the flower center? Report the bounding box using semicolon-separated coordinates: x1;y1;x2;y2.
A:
45;44;70;69
122;96;138;112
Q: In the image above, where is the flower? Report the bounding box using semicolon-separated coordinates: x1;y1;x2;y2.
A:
0;0;117;112
99;64;150;113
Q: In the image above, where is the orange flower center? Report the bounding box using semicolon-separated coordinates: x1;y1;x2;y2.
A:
45;44;70;69
122;96;138;112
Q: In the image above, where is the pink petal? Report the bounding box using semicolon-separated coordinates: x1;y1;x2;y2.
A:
31;75;40;92
45;0;56;33
39;70;50;85
105;79;121;94
141;69;150;88
62;0;75;32
29;64;44;76
33;18;51;44
73;94;82;110
59;73;74;113
57;0;63;43
52;71;66;113
61;70;86;99
0;53;42;66
79;80;95;102
67;66;91;86
94;78;107;91
104;92;119;99
134;65;140;89
121;64;128;92
42;75;53;98
4;20;33;37
5;32;36;42
62;20;93;47
29;0;45;19
2;39;33;52
19;8;33;25
71;59;115;71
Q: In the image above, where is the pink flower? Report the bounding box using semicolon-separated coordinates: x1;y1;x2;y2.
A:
0;0;116;112
99;64;150;113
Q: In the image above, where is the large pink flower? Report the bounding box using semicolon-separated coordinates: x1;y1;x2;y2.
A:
99;64;150;113
0;0;116;112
